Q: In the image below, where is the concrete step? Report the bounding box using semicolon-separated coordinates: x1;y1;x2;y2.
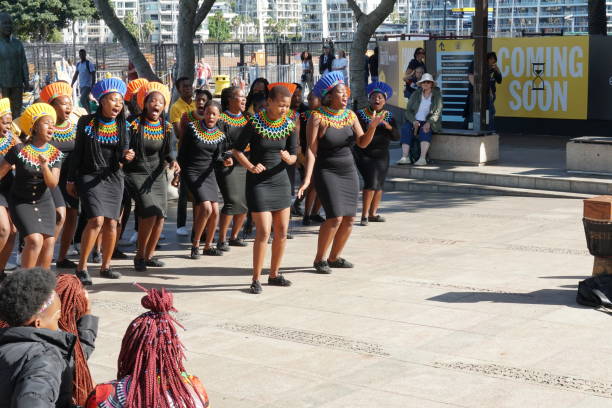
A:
384;178;592;199
387;165;612;196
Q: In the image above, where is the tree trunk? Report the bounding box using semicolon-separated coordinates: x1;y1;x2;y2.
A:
93;0;159;80
177;0;216;81
348;0;397;109
588;0;607;35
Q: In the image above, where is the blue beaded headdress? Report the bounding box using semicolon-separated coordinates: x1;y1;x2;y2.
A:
313;71;345;98
367;82;393;100
92;77;127;101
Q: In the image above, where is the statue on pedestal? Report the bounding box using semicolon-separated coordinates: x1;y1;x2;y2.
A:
0;13;29;116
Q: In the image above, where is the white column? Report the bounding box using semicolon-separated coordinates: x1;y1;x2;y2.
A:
321;0;329;40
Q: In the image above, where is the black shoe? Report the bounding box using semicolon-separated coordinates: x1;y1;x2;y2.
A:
228;238;248;247
217;241;230;252
100;268;122;279
112;249;128;260
310;214;326;223
76;270;93;286
146;257;165;267
190;246;200;260
268;274;292;287
286;233;294;240
56;258;77;269
91;251;101;263
202;246;223;256
313;261;332;274
291;203;304;216
360;217;369;226
0;270;6;282
134;257;147;272
302;214;311;226
368;215;386;222
328;257;354;268
250;280;262;294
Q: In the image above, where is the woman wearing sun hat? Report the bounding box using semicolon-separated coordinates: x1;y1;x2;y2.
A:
354;81;399;226
297;71;382;275
0;103;63;269
67;77;134;285
0;98;19;278
39;81;81;269
125;81;179;272
397;73;442;166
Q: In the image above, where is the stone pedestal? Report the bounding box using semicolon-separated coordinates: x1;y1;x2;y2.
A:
567;137;612;175
429;132;499;165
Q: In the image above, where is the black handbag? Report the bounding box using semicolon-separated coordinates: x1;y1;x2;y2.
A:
576;274;612;309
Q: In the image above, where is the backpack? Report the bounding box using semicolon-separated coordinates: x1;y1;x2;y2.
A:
576;274;612;311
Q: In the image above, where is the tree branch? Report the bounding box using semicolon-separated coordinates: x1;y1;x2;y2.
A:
194;0;216;32
347;0;364;21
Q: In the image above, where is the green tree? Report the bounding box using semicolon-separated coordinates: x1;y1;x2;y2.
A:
208;11;231;42
122;11;139;40
141;17;155;42
0;0;64;41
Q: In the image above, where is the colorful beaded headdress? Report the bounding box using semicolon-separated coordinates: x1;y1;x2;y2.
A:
15;103;58;136
125;78;149;102
137;81;171;110
367;82;393;100
40;82;73;104
268;82;298;95
312;71;345;98
0;98;10;117
92;77;127;101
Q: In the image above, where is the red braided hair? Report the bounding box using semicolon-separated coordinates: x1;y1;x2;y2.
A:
56;274;95;406
118;285;200;408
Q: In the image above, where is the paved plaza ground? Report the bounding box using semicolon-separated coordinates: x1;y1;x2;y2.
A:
84;190;612;407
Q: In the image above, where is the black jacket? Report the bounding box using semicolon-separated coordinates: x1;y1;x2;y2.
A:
0;316;98;408
319;53;335;75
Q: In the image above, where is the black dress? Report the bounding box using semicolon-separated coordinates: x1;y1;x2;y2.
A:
124;118;176;218
312;108;359;218
0;132;16;208
49;120;78;209
216;111;248;215
68;115;129;220
177;119;226;204
234;111;297;212
3;143;63;236
354;108;399;191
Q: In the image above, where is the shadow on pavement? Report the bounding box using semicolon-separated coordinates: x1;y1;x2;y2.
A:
427;288;584;308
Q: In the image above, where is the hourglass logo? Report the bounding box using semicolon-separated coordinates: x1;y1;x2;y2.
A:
531;62;545;91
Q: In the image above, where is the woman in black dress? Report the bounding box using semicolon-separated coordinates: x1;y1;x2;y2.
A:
40;81;81;269
245;78;269;115
298;72;382;274
0;98;17;278
0;103;62;269
178;100;229;259
67;78;134;285
125;82;180;272
354;82;399;226
216;86;249;250
232;85;297;294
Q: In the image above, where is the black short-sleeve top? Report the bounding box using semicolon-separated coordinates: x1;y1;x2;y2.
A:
4;143;63;200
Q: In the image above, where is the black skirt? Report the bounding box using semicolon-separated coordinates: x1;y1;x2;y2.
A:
10;190;56;236
182;168;218;204
78;170;124;220
354;148;389;191
314;150;359;218
216;164;248;215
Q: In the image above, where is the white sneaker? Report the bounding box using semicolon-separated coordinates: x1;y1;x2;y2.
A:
129;232;138;244
414;158;428;166
176;226;189;236
396;157;410;165
5;263;16;271
68;245;79;256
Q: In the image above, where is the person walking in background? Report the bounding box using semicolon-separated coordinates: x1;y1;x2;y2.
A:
369;47;379;83
319;45;335;76
195;62;205;88
300;51;314;93
71;49;96;114
332;50;349;84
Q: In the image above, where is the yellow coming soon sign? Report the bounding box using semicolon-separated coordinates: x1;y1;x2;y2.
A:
493;36;589;119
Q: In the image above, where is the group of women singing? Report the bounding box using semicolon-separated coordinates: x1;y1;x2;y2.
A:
0;71;399;295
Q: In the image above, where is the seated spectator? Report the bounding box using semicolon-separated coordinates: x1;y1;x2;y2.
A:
0;268;76;406
397;73;442;166
403;47;427;98
86;286;210;408
404;66;425;99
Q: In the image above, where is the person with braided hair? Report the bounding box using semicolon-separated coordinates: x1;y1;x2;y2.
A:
125;82;180;272
0;268;75;407
55;274;98;407
85;286;210;408
67;78;135;285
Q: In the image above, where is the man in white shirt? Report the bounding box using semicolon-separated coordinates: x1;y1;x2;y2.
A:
71;49;96;113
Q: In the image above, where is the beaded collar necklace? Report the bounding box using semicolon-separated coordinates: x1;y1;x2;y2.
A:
189;120;225;144
133;118;165;140
18;143;63;170
357;107;391;126
86;118;120;144
251;110;295;140
287;109;299;122
52;121;76;142
0;132;15;156
313;106;355;129
220;110;247;127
